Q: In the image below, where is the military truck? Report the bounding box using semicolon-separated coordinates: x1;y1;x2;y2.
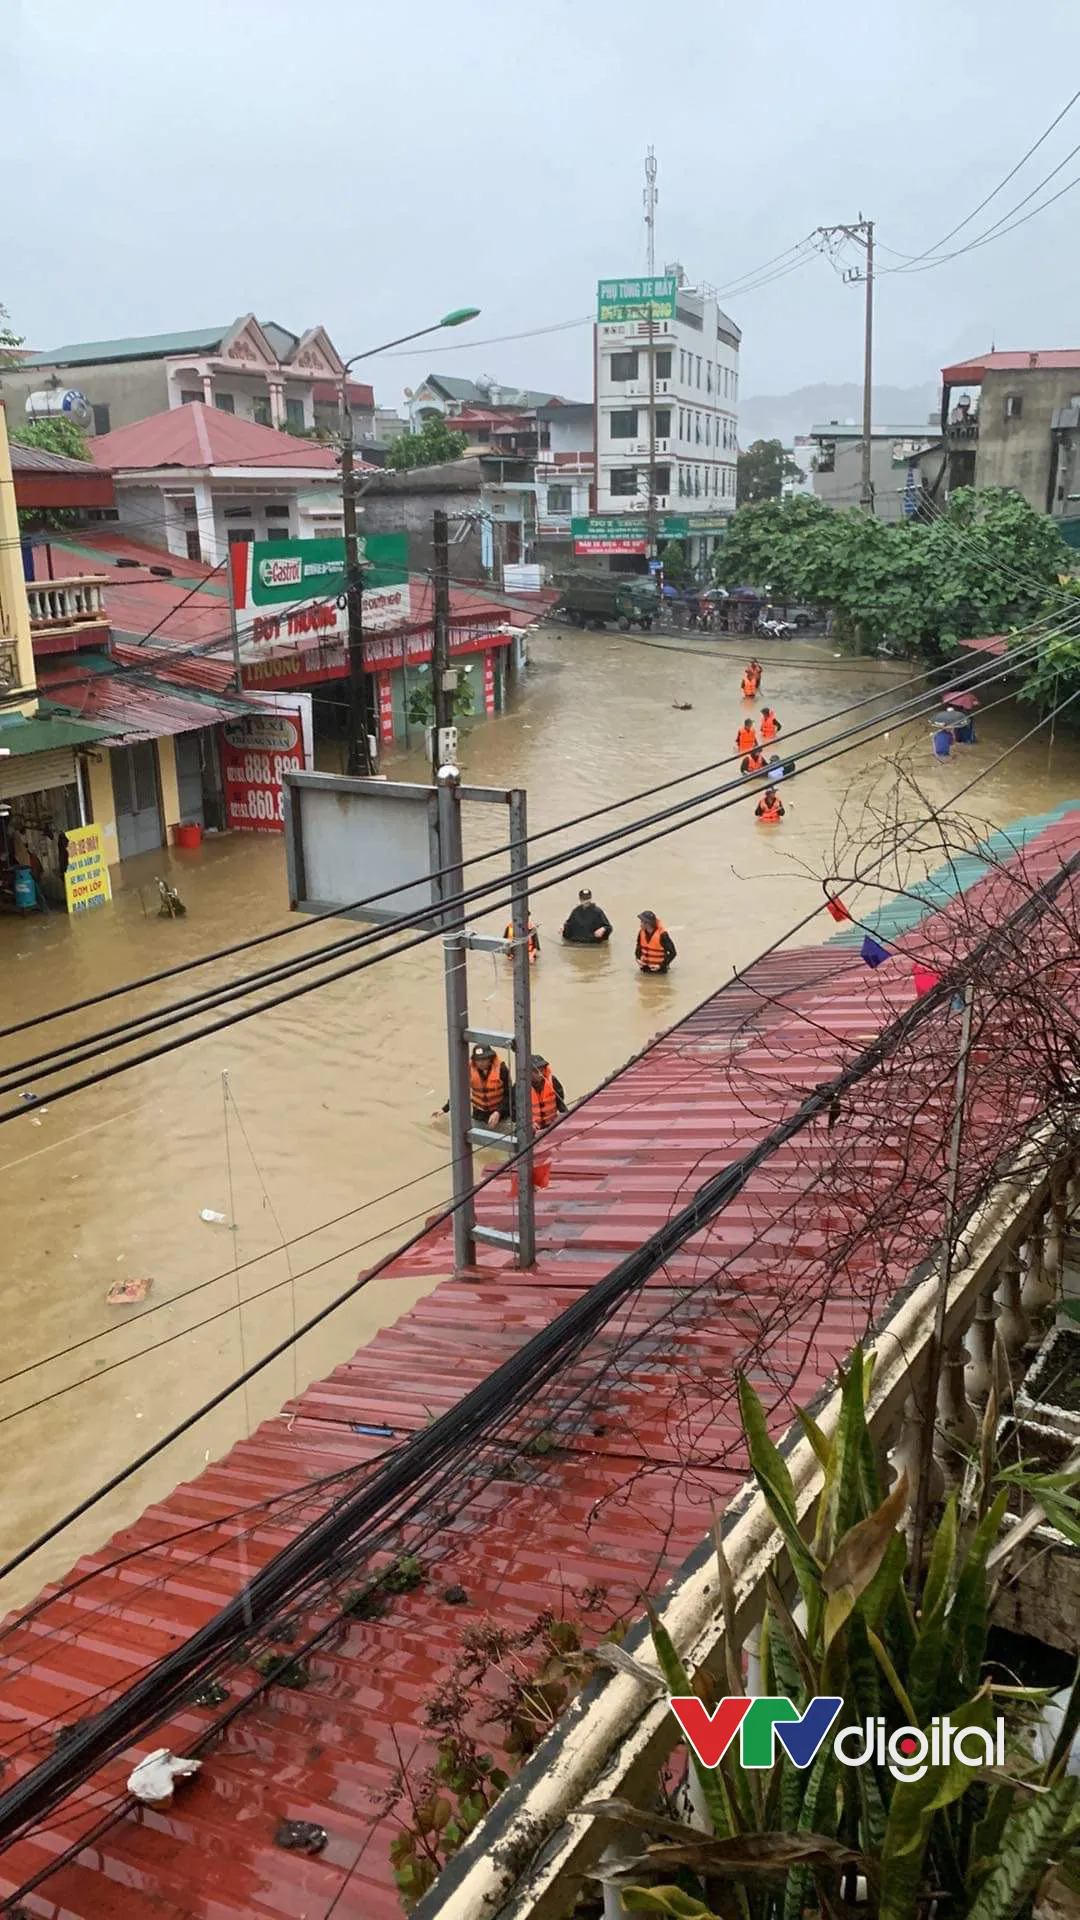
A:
555;572;658;631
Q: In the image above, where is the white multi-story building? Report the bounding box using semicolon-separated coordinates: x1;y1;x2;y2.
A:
594;271;741;573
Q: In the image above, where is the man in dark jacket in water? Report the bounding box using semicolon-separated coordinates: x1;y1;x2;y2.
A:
561;888;613;943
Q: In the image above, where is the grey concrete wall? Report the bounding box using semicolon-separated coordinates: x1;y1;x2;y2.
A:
812;438;913;522
360;487;483;584
0;359;170;435
976;368;1080;510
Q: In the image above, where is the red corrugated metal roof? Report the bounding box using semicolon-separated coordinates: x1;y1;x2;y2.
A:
36;662;252;741
3;818;1079;1916
942;348;1080;383
88;404;338;473
961;633;1007;658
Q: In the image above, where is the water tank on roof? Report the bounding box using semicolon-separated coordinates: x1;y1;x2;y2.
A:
24;389;94;430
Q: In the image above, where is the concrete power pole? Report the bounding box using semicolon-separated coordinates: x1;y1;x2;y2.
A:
341;395;375;774
431;507;456;781
644;148;659;561
815;217;875;513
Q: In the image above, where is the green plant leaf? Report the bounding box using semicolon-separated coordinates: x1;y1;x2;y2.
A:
879;1691;996;1920
907;1497;958;1726
737;1373;822;1618
646;1603;736;1839
965;1779;1080;1920
829;1349;869;1548
942;1488;1008;1704
782;1752;841;1920
621;1890;724;1917
822;1471;909;1624
867;1627;916;1723
1043;1664;1080;1785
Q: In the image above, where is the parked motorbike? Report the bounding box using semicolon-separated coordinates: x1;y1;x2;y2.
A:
755;615;796;639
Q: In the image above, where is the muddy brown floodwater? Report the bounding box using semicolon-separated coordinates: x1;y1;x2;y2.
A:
2;627;1077;1604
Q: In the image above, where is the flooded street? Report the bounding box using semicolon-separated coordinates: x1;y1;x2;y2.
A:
2;625;1077;1605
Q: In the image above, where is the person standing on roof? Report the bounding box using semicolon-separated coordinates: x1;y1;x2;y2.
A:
561;888;613;943
635;910;677;974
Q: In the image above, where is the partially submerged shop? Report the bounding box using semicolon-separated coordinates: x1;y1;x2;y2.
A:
0;707;113;909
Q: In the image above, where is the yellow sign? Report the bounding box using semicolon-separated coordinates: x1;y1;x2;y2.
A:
64;823;112;914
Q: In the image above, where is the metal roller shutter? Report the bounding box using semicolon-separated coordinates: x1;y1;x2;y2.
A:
0;748;78;801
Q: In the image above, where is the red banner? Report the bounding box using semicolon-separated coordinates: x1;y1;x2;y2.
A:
220;709;304;833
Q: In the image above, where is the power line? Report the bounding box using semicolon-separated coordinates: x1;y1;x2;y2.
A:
0;636;1065;1123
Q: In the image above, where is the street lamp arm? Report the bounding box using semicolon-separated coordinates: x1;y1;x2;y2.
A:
342;308;481;372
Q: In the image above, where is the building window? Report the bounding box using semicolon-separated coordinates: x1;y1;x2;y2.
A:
547;484;572;512
705;415;711;445
679;349;686;382
285;397;306;433
252;394;272;427
91;403;111;435
695;466;701;496
264;526;290;540
655;349;672;380
695;412;702;443
609;409;638;439
654;464;671;494
185;530;202;561
610;350;639;381
227;526;254;544
1004;393;1023;420
706;362;713;393
678;408;685;440
610;468;639;495
179;389;200;406
696;356;702;387
215;392;235;413
655;407;672;439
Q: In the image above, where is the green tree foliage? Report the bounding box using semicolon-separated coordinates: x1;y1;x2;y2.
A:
10;416;91;461
0;301;23;367
736;437;805;506
1008;576;1080;712
659;538;691;586
714;488;1068;653
386;416;468;472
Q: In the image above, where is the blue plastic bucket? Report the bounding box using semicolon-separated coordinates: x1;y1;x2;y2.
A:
932;728;953;758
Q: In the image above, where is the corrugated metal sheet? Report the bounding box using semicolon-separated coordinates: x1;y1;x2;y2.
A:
2;818;1079;1917
0;745;77;799
37;664;254;744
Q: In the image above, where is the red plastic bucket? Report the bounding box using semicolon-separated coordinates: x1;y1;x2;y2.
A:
173;823;202;850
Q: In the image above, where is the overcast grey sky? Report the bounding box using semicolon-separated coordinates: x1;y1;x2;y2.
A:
3;0;1079;411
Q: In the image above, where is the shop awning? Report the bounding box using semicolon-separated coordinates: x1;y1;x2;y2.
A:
0;707;114;754
36;662;258;747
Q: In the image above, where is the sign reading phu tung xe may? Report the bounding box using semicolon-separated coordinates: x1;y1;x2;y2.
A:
229;534;410;646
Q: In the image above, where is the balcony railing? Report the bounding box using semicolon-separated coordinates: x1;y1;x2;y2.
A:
27;576;110;653
422;1133;1078;1920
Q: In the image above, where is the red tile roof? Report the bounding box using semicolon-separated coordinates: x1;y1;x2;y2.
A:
8;438;116;511
4;813;1080;1916
88;403;338;473
942;348;1080;383
312;380;374;409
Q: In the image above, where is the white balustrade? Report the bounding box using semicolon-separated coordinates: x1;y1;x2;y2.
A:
25;576;108;628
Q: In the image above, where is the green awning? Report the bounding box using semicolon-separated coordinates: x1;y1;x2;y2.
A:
0;706;114;754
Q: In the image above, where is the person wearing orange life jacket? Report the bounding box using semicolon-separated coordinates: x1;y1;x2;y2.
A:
635;909;677;974
438;1044;510;1125
740;671;757;699
504;916;540;963
760;706;781;743
530;1054;567;1130
755;786;785;822
736;719;758;754
741;747;767;776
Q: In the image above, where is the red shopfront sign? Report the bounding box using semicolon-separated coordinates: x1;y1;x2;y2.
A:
219;709;304;832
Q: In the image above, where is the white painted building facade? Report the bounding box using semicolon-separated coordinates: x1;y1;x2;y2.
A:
594;278;741;569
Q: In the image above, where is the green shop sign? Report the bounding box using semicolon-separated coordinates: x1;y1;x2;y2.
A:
596;276;677;323
248;533;409;606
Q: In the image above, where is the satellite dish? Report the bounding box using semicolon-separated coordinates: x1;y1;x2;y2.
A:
403;388;414;399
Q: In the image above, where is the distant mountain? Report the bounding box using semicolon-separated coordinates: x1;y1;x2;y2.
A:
739;382;940;448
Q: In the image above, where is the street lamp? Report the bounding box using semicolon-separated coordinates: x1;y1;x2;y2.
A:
340;307;480;775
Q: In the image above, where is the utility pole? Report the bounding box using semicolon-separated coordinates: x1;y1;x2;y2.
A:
644;148;660;564
431;507;456;782
341;391;375;775
815;217;875;513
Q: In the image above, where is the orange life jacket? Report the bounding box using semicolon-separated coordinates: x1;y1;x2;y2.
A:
740;675;756;699
470;1058;504;1116
736;722;758;753
506;918;539;961
756;789;783;820
531;1066;558;1129
760;712;779;741
637;921;669;971
742;751;766;775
